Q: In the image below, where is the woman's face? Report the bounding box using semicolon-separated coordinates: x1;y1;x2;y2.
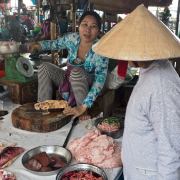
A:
79;15;99;44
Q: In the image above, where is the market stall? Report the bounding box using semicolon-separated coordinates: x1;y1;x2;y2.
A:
0;102;123;180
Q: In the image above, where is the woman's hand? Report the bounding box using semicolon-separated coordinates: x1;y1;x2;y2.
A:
63;105;88;120
25;43;34;53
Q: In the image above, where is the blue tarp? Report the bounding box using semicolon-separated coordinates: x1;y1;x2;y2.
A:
31;0;35;5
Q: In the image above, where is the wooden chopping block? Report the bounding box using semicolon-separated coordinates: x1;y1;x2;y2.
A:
11;103;71;133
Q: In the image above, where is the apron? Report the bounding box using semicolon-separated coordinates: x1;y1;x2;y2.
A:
59;60;84;106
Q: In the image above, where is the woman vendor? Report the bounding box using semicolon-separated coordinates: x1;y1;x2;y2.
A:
93;5;180;180
27;11;109;121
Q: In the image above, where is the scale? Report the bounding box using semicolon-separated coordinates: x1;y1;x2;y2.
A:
0;15;35;83
3;54;35;83
0;44;35;82
0;46;37;105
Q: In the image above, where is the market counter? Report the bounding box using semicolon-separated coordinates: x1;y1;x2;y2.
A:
0;105;123;180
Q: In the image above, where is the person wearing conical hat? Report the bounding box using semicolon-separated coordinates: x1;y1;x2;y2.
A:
93;4;180;180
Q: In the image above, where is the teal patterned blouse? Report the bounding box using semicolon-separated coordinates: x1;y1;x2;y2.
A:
40;33;109;108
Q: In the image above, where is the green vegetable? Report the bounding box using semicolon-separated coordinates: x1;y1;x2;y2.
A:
102;118;119;125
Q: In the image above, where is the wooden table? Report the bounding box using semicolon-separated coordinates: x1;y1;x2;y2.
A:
0;78;38;105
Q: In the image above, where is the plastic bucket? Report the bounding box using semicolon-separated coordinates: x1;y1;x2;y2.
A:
34;26;41;32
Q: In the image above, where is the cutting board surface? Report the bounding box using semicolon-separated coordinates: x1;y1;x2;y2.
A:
12;103;71;133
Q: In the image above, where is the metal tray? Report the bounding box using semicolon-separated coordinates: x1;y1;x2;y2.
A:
0;45;29;54
22;145;72;176
56;163;108;180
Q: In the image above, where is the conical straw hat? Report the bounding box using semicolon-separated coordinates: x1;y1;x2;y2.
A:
93;4;180;61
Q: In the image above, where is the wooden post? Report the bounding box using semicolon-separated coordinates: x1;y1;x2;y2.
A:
36;0;40;23
50;0;59;65
102;12;105;34
107;22;111;31
144;0;150;8
90;3;94;11
72;0;76;32
175;0;180;36
18;0;20;23
51;22;58;65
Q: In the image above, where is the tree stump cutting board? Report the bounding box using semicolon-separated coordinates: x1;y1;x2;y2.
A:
12;103;71;133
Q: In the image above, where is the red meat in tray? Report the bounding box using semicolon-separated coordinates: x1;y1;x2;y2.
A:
51;154;67;168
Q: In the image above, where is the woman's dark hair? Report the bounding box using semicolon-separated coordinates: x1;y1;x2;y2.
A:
79;11;101;30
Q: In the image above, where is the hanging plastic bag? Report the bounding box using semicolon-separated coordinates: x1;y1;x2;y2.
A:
105;66;135;90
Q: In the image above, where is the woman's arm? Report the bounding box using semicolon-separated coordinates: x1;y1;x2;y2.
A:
39;33;70;50
83;54;109;108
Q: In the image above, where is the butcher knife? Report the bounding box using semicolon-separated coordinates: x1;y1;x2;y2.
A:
25;108;64;114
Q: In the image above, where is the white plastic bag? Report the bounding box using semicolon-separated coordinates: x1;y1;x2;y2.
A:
105;66;134;90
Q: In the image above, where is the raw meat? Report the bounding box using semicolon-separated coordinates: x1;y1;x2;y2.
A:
61;170;103;180
39;166;53;172
51;154;66;168
0;147;24;167
97;122;120;132
68;129;101;157
0;169;16;180
68;129;122;169
49;158;56;167
24;159;42;171
24;153;66;172
34;152;52;167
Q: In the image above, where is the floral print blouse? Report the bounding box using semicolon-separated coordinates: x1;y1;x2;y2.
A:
40;33;109;108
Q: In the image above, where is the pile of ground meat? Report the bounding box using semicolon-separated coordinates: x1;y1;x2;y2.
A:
97;118;120;132
68;129;123;169
61;170;103;180
97;122;119;132
0;169;16;180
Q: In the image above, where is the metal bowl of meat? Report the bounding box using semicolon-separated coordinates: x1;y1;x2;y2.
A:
22;145;72;176
56;163;108;180
94;117;124;139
